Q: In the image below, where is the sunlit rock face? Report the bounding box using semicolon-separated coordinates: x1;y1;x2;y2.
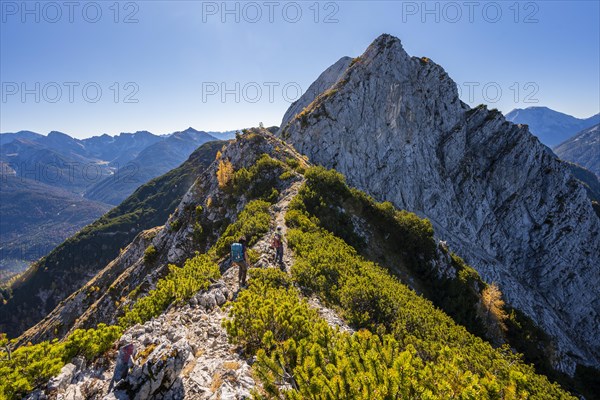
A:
280;34;600;374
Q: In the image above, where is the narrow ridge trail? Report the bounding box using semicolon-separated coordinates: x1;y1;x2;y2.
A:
249;177;353;334
31;177;351;400
251;178;304;273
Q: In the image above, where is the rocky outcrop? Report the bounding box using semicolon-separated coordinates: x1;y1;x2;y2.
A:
26;278;256;400
18;228;159;345
279;56;353;130
280;34;600;374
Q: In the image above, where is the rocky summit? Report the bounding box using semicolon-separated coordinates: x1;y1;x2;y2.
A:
280;34;600;374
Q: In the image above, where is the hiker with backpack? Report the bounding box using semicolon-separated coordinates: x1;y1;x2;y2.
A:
108;342;135;392
231;236;249;287
272;226;284;270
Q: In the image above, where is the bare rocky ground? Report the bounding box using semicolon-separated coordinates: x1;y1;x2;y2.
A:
28;177;351;400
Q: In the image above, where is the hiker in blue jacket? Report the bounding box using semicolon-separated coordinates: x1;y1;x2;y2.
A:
231;236;249;287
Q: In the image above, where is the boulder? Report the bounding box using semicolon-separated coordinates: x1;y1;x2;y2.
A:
47;363;77;392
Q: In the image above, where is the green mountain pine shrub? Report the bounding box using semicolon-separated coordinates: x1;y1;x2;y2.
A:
288;166;562;371
225;262;574;399
210;200;272;260
119;253;220;327
230;154;288;201
0;324;122;399
0;251;219;399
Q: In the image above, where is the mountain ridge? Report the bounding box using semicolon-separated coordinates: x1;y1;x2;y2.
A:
506;106;599;147
0;129;222;273
554;123;600;177
2;128;583;399
0;141;224;337
280;33;600;375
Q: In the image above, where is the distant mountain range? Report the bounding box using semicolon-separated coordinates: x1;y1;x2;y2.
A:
83;128;220;204
204;130;237;140
505;106;599;147
553;124;600;177
1;128;229;199
0;140;222;334
0;128;227;277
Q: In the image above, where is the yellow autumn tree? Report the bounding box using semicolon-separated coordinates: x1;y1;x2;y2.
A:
477;283;509;346
216;159;234;189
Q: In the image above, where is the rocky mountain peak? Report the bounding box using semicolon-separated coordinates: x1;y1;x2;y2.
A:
47;130;71;138
362;33;406;61
281;34;465;147
280;34;600;375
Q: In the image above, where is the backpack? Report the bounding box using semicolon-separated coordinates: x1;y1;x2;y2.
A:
272;233;282;248
120;344;135;364
231;243;244;263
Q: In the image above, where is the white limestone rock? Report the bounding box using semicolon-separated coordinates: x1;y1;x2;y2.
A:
280;33;600;374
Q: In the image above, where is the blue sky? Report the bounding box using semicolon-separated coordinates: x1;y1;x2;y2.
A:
1;0;599;138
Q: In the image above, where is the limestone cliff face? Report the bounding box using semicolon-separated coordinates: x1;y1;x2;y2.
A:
280;56;353;129
280;34;600;374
